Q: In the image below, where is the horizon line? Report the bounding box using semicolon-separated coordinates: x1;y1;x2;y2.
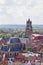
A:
0;24;43;25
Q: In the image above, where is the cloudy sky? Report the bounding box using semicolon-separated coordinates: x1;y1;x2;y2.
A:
0;0;43;25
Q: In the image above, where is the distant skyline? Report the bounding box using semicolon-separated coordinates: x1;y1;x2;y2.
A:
0;0;43;25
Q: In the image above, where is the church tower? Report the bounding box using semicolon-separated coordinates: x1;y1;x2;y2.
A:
25;19;32;44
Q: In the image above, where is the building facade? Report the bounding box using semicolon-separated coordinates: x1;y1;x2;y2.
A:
25;19;32;44
0;38;26;53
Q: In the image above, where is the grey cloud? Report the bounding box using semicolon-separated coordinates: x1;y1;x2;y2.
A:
0;0;43;24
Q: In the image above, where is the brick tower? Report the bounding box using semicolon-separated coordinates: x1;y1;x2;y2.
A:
25;19;32;44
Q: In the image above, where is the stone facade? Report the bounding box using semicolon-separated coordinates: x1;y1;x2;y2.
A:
25;19;32;44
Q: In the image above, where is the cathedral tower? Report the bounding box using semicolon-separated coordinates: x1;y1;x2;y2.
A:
25;19;32;44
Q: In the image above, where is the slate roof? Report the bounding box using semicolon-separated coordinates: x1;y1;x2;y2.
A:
9;38;21;44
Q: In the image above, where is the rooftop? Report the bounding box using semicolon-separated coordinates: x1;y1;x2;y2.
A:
9;37;21;44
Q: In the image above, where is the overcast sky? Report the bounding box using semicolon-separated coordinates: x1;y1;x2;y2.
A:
0;0;43;25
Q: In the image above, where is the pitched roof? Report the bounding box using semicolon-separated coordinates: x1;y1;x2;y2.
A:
9;37;21;44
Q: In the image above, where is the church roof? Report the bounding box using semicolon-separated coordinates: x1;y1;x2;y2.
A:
8;37;29;44
9;38;21;44
19;38;29;44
